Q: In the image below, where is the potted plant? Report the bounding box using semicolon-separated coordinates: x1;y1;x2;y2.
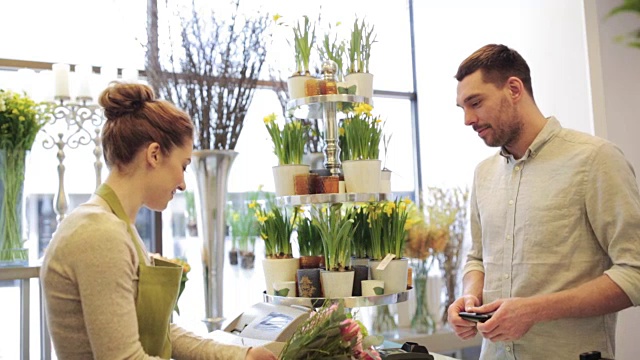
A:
255;199;299;295
275;14;317;99
345;17;377;99
0;90;48;264
295;215;324;298
264;112;310;196
339;103;384;193
368;198;411;294
296;215;324;269
311;203;358;297
227;188;263;269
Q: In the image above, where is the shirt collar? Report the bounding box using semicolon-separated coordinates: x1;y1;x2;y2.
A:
500;116;562;162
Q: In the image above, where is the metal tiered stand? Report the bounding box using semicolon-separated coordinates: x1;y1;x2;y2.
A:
267;61;409;309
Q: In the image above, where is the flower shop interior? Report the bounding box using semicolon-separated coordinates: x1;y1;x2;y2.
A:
1;0;639;359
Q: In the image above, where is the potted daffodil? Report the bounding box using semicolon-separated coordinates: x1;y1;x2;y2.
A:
264;112;310;196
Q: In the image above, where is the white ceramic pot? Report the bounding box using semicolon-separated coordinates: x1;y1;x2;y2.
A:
369;258;409;294
342;159;381;193
287;74;314;99
272;164;310;196
380;169;392;194
320;270;355;298
262;258;299;295
345;72;374;100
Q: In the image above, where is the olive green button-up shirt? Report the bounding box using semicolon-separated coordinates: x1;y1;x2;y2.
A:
463;117;640;360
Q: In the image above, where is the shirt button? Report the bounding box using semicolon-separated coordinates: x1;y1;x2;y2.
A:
509;200;514;205
514;166;520;171
506;346;512;352
504;274;510;279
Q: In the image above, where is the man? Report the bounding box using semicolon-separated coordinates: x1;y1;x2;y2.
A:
447;44;640;359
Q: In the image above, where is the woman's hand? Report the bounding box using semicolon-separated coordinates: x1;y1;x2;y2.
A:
245;347;277;360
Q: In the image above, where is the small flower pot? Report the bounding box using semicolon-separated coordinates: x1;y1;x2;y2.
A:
287;74;314;99
342;159;381;193
369;258;409;294
320;270;355;298
262;257;299;295
228;249;239;265
240;252;255;269
272;164;310;197
345;72;374;100
352;264;369;296
294;173;310;195
299;255;323;269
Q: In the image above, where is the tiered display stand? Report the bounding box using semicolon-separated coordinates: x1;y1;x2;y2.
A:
265;88;410;308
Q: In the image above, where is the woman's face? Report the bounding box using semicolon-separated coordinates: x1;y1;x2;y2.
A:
145;139;193;211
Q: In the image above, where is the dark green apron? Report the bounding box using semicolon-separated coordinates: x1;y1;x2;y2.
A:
96;184;182;358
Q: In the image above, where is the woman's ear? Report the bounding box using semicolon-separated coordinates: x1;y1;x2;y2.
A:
145;142;162;168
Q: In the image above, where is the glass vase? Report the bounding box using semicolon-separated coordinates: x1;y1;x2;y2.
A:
0;148;28;266
411;275;436;333
372;305;397;335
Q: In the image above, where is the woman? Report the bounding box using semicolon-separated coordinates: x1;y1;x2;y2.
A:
41;82;276;360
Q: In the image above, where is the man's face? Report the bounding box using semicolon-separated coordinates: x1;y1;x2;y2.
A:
456;70;522;149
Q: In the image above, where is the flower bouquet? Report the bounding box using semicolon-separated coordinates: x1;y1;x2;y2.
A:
280;301;382;360
0;90;48;263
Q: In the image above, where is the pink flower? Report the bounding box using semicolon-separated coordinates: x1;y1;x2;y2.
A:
361;347;382;360
340;318;360;342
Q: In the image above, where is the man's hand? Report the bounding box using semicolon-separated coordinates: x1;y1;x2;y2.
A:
447;294;481;340
467;297;536;342
245;347;277;360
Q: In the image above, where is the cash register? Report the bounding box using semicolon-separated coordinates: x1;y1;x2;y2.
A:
206;302;436;359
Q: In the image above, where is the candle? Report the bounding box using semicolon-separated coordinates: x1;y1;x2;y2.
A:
52;63;70;99
75;64;93;100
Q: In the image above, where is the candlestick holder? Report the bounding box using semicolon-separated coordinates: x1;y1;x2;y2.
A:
39;97;105;223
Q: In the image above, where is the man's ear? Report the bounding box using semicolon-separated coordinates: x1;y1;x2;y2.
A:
146;142;162;168
506;76;524;102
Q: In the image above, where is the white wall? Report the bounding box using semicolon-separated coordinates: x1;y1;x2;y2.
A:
584;1;640;359
415;0;640;358
414;0;592;189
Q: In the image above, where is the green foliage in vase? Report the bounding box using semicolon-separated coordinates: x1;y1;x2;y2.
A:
0;90;49;150
0;90;49;261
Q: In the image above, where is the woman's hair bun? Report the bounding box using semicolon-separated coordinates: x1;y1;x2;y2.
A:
98;82;156;119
